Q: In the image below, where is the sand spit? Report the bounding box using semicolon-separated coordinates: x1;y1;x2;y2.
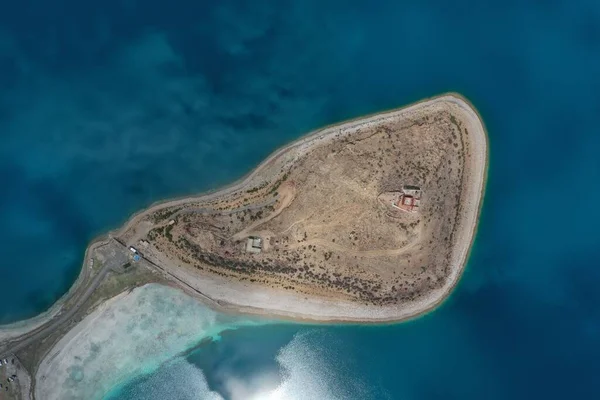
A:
34;284;265;400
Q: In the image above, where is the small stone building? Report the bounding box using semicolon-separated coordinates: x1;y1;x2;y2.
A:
246;237;263;254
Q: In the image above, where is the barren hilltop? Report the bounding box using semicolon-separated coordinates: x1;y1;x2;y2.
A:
117;94;487;321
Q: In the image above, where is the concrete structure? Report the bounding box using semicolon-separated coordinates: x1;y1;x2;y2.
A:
246;237;263;254
402;185;422;198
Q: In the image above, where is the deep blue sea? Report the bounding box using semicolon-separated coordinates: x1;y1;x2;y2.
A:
2;0;600;398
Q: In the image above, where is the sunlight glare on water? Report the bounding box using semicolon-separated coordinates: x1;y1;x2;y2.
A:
254;388;292;400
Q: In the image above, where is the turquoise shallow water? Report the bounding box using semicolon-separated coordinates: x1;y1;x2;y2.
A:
2;0;600;398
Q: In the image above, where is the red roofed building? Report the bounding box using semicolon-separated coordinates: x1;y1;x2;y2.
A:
392;186;422;213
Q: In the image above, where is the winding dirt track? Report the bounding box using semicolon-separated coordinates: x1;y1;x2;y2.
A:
232;183;296;240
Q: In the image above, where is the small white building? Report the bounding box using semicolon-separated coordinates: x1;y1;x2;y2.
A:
246;237;263;254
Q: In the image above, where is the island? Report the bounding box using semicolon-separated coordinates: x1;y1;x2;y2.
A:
0;93;487;400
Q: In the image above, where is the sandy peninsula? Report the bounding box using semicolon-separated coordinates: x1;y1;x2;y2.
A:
1;93;487;399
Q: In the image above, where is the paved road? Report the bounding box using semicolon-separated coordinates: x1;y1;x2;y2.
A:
0;245;115;359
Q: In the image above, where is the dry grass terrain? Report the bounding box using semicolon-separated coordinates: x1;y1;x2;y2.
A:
119;98;483;314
